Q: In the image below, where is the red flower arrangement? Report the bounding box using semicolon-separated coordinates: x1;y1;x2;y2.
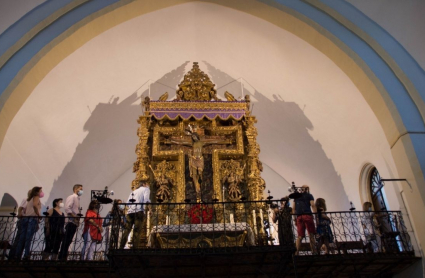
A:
188;204;214;224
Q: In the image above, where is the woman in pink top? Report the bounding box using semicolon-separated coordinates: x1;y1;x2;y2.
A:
16;186;43;260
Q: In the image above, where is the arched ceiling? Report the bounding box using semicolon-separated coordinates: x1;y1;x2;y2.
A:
0;0;424;213
0;0;424;146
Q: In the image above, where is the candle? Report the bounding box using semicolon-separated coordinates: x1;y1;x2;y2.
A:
166;215;170;225
146;211;150;233
230;213;234;224
260;209;264;228
252;210;257;235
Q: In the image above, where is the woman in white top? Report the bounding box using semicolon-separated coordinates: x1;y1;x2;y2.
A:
16;186;43;260
9;190;31;260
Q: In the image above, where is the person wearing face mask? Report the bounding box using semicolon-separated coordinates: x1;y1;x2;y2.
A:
81;200;103;260
59;184;83;260
42;198;65;260
103;199;125;254
16;186;43;260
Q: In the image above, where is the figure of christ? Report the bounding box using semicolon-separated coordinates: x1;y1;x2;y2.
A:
164;132;232;202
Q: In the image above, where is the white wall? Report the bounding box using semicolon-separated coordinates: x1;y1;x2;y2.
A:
0;2;400;214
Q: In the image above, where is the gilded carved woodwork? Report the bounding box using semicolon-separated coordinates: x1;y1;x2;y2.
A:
133;116;151;186
220;159;245;202
176;62;218;101
150;160;176;202
132;62;266;233
154;231;247;248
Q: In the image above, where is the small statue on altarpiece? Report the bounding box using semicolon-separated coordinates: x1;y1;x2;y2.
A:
221;160;245;202
141;96;150;112
149;161;175;202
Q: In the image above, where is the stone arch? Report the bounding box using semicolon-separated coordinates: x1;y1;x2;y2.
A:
0;0;421;149
0;0;424;254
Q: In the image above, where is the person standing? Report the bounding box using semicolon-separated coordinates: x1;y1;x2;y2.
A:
292;185;317;255
272;197;294;247
315;198;333;254
42;198;65;260
9;190;31;260
16;187;43;260
81;200;103;260
120;181;150;249
58;184;83;260
103;199;125;253
361;202;380;253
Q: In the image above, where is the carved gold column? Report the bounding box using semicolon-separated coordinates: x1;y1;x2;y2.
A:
244;116;267;243
244;116;265;199
133;115;151;187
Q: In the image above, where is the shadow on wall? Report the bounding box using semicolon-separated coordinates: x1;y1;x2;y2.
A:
46;60;348;213
204;61;349;210
46;62;190;213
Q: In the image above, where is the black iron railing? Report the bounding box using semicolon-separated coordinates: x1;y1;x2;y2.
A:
0;200;415;261
291;210;414;255
0;215;111;261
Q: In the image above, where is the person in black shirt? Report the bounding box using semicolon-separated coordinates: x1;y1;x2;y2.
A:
272;197;294;247
43;198;65;260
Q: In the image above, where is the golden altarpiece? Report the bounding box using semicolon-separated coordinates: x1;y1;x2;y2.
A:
132;63;266;247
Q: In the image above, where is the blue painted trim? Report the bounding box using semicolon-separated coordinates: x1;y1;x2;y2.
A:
0;0;423;180
321;0;425;107
0;0;74;56
274;0;424;131
0;0;120;102
0;0;423;133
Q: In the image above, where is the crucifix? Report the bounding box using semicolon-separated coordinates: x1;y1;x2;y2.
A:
163;124;232;202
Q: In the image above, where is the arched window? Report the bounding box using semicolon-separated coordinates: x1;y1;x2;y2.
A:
369;167;402;252
370;168;388;211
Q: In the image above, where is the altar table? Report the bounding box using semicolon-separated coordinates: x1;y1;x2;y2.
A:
148;222;255;248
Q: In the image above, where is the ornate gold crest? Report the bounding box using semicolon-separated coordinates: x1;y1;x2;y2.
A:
176;62;219;101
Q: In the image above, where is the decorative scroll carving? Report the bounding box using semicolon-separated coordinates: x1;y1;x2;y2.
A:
176;62;219;101
243;116;266;201
224;91;237;101
159;92;168;101
132;116;151;188
221;159;245;201
150;160;176;202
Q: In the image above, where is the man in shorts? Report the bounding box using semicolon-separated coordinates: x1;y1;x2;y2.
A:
292;185;317;255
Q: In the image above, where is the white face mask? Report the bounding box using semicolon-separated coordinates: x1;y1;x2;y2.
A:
59;203;64;208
